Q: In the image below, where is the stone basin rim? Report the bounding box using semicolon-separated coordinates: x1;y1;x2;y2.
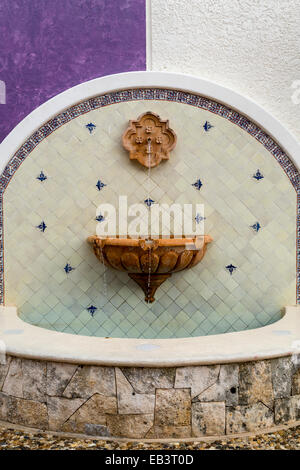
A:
0;306;299;367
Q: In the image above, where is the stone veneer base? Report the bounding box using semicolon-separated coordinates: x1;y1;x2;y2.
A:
1;306;300;438
0;354;300;439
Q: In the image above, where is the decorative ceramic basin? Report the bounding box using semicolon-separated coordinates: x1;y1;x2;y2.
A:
87;235;213;303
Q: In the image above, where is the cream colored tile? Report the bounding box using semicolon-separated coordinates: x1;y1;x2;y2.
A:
3;99;297;338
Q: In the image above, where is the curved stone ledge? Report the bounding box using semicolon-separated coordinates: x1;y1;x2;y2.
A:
0;306;300;366
0;354;299;438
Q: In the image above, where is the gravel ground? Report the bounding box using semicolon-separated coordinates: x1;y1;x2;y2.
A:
0;425;299;450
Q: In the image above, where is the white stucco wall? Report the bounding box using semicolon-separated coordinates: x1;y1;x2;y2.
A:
148;0;300;141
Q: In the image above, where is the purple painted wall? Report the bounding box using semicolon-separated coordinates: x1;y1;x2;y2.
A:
0;0;146;143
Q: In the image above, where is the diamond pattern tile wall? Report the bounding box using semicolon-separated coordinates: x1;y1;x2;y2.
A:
3;100;296;338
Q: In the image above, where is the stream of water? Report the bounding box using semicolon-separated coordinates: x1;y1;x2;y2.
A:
147;137;152;304
99;242;107;299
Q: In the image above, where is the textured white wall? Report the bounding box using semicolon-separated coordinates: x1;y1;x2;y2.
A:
149;0;300;141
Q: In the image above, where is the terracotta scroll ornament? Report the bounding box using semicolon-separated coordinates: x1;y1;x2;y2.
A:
122;111;177;168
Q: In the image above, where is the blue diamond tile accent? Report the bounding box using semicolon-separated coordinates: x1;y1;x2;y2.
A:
253;169;264;180
251;222;261;232
144;198;155;207
87;305;97;317
86;123;96;134
192;179;202;190
96;180;106;191
36;171;47;182
195;214;206;224
36;221;47;232
226;264;237;275
64;263;74;274
203;121;213;132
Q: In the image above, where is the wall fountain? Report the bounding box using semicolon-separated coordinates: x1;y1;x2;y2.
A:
87;111;212;302
0;72;299;439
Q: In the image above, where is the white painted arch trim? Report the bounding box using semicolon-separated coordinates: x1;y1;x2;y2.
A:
1;71;300;175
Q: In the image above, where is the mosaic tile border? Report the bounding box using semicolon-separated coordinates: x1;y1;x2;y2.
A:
0;88;299;304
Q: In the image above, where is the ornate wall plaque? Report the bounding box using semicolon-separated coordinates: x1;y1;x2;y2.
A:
122;111;177;168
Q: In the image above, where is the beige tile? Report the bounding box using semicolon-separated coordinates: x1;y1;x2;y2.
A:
3;99;296;338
